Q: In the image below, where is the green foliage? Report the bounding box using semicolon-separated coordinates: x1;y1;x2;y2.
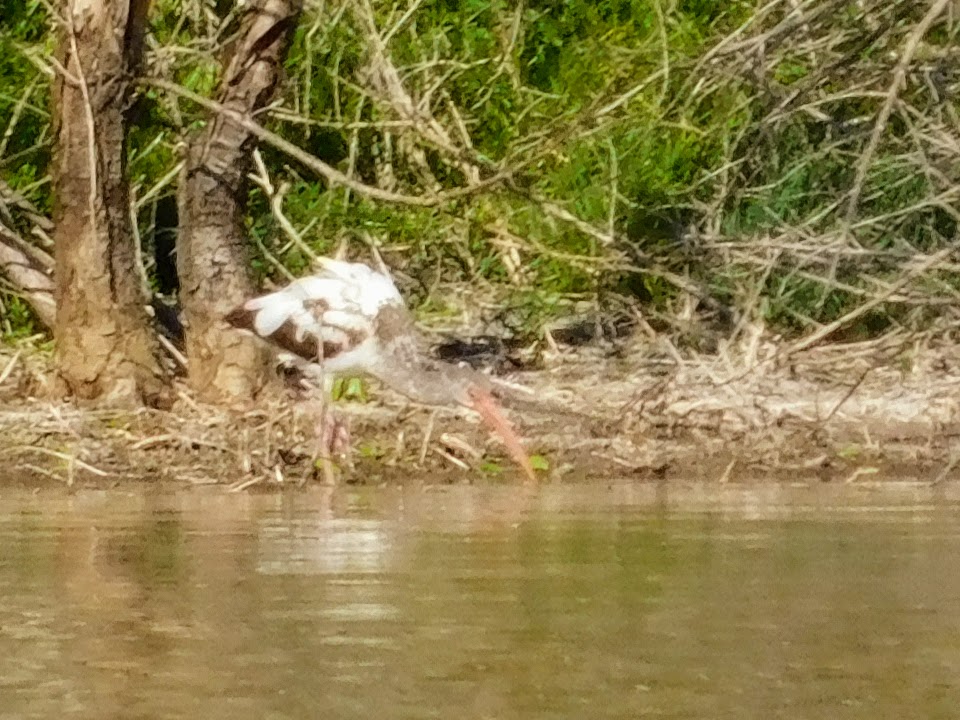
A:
1;0;957;344
357;441;385;459
479;460;503;476
332;376;368;402
0;0;50;216
530;454;550;471
0;296;38;338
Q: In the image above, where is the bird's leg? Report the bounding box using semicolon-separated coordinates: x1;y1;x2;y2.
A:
309;334;336;484
311;374;352;484
312;374;336;484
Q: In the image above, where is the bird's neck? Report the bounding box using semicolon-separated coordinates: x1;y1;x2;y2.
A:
370;354;464;406
368;305;479;406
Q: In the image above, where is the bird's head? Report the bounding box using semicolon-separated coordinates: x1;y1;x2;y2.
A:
440;364;537;483
462;381;537;483
377;360;537;482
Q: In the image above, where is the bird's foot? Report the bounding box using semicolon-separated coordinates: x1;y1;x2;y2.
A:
313;407;352;484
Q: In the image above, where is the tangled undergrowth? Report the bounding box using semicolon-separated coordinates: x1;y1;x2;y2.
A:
2;0;959;349
2;1;959;488
2;325;958;489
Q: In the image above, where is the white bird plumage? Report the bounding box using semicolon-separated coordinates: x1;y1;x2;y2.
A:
225;257;537;481
227;257;408;376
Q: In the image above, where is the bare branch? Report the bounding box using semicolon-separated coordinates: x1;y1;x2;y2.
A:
142;77;512;207
844;0;953;222
0;222;55;328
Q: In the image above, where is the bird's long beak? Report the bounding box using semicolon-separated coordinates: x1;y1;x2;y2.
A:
467;386;537;482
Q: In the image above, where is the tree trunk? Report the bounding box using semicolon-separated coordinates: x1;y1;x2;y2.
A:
177;0;302;402
52;0;166;406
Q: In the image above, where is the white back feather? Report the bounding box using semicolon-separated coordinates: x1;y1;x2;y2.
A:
236;259;405;374
245;293;303;336
310;258;402;315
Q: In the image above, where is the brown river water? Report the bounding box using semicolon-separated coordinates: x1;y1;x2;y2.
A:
1;481;959;719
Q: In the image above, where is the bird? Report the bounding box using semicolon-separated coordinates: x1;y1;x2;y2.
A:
224;257;537;482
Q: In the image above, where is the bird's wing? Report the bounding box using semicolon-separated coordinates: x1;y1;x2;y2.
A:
310;258;403;316
225;261;405;369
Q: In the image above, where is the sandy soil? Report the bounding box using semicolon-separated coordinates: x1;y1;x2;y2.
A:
1;337;959;489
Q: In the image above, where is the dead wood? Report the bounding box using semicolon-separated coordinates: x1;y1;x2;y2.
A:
0;222;55;328
1;337;959;487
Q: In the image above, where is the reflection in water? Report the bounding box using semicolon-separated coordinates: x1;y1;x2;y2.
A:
258;518;396;575
0;483;959;719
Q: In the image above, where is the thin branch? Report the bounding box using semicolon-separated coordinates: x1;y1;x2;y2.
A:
0;223;55;328
141;77;513;207
844;0;953;222
787;247;955;354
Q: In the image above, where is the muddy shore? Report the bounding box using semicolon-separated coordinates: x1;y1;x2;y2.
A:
1;338;959;489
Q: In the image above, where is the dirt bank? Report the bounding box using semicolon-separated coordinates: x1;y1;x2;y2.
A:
1;336;959;489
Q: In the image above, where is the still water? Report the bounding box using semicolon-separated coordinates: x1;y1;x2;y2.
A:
1;482;959;719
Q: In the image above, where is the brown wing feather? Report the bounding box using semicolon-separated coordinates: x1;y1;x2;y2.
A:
225;306;346;362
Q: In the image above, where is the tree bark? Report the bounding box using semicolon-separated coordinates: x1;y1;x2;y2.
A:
52;0;166;406
177;0;302;402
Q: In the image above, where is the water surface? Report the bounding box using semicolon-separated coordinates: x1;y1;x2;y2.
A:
1;482;959;719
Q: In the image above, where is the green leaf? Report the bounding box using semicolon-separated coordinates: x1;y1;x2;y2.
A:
836;445;861;461
331;377;367;402
530;454;550;471
357;442;383;459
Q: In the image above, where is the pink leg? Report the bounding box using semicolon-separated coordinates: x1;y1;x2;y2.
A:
312;401;352;484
